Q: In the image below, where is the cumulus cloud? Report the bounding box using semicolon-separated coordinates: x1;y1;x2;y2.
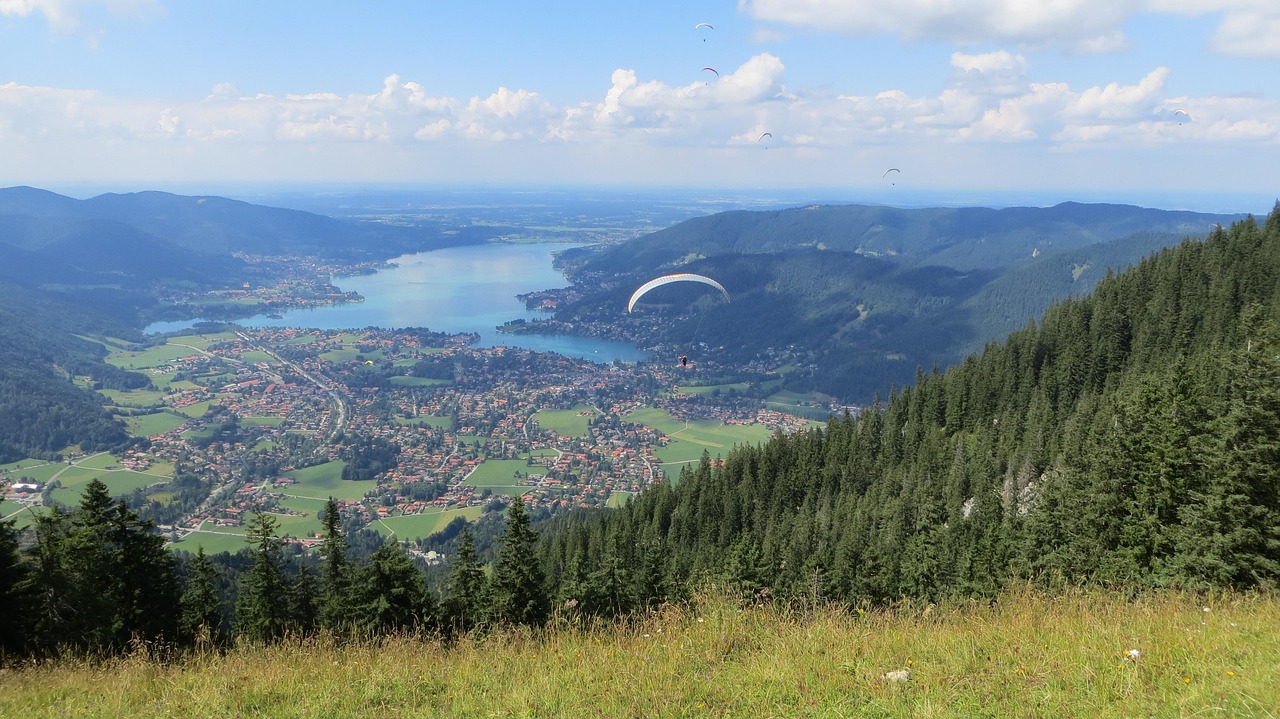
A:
0;0;156;33
744;0;1141;52
745;0;1280;57
2;55;1277;188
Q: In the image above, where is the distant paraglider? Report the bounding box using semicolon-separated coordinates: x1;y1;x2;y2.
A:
758;132;773;148
1173;108;1191;124
702;67;719;83
627;273;730;313
695;22;713;40
882;167;901;185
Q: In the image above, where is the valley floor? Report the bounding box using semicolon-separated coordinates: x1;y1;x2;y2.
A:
2;588;1276;718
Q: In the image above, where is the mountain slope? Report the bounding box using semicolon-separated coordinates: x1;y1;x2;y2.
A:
535;206;1280;610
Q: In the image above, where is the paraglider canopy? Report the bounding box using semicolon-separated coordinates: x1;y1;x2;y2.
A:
702;67;719;78
627;273;730;313
882;167;901;185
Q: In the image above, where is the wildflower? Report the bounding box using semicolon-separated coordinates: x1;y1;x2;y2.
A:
1227;671;1236;677
906;658;914;667
1126;648;1141;661
697;618;704;623
1184;677;1192;685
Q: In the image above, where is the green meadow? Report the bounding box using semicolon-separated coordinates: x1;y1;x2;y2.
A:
167;529;253;555
532;405;598;438
393;414;452;429
370;506;484;540
99;388;170;408
280;461;375;502
624;407;774;465
105;343;199;370
3;589;1275;718
462;459;535;497
123;411;186;434
389;375;451;387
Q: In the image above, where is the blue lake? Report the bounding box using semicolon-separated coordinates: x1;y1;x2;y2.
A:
146;242;650;363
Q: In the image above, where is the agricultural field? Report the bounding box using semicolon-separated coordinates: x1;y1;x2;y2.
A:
281;461;375;502
624;407;774;465
389;375;450;387
532;405;598;438
165;332;239;349
392;414;452;429
98;388;169;408
241;416;285;427
105;343;199;370
166;530;251;555
463;458;536;496
370;506;484;540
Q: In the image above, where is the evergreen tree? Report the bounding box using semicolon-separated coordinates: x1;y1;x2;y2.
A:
180;547;225;645
0;518;31;654
318;498;353;633
352;541;433;636
443;526;488;635
234;512;290;643
491;498;549;627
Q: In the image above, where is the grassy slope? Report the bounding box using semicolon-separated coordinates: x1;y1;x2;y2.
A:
2;589;1275;718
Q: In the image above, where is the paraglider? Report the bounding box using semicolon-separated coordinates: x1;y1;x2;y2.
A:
678;355;689;368
882;167;901;185
627;273;730;313
1173;108;1191;124
758;132;773;149
701;67;719;78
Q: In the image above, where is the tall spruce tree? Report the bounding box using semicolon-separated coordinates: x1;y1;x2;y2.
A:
491;498;549;627
234;512;290;643
318;498;353;634
0;518;31;654
443;526;488;635
352;541;433;636
180;547;225;645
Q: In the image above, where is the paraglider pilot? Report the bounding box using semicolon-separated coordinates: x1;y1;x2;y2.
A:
678;355;689;367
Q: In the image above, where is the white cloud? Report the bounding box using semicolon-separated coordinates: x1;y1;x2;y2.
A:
746;0;1280;57
0;0;156;33
744;0;1142;52
2;56;1277;189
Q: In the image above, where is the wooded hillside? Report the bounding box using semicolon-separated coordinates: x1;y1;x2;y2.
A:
536;206;1280;613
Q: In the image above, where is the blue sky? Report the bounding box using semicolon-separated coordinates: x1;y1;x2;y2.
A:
1;1;1277;210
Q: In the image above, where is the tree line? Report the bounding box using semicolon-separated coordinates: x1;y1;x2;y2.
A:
0;480;551;658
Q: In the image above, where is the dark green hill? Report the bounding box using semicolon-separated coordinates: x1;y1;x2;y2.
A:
535;206;1280;612
0;186;500;263
0;283;146;463
579;202;1240;274
555;202;1246;401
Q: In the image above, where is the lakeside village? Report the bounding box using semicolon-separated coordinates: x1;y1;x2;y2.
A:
2;322;822;553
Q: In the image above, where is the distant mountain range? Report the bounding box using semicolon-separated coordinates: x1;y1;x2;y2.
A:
553;201;1250;400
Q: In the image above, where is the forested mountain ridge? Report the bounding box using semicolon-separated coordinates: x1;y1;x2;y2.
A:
534;205;1280;612
574;201;1242;274
549;202;1250;401
0;186;495;261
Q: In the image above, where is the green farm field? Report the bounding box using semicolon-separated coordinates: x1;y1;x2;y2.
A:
370;506;484;540
389;375;450;387
281;461;375;502
532;405;598;438
167;529;252;555
106;344;199;370
624;407;774;465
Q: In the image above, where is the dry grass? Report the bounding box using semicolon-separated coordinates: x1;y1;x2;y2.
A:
2;588;1277;718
